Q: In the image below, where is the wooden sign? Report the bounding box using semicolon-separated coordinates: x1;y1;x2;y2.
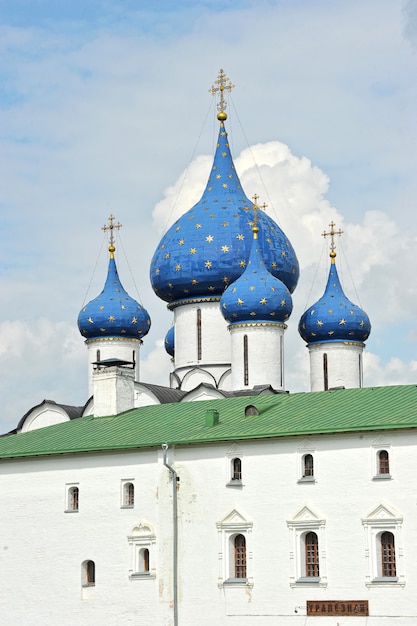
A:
307;600;369;616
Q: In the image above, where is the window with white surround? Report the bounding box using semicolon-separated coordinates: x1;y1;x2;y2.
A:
297;446;316;483
287;505;327;587
127;521;156;578
216;508;253;587
66;484;79;512
372;441;392;480
362;503;404;586
121;480;135;508
226;444;244;486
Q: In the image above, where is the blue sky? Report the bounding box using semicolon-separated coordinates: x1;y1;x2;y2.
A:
0;0;417;432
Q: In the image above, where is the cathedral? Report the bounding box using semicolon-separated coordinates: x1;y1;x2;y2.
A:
0;70;415;625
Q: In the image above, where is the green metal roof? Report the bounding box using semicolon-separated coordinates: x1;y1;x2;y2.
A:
1;385;417;460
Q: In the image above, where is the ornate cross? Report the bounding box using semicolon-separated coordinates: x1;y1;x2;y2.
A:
209;69;234;117
102;214;122;255
322;221;343;253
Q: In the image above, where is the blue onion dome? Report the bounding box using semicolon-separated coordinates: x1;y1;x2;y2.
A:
298;251;371;344
150;119;299;307
165;325;175;357
78;245;151;341
220;224;293;325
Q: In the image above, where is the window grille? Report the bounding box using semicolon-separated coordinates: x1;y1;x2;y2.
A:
378;450;390;474
234;534;247;578
232;458;242;481
305;532;319;577
124;482;134;506
303;454;314;477
381;532;396;577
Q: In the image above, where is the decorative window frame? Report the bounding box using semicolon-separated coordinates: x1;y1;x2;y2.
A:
372;443;392;480
297;445;316;483
65;483;79;512
226;444;244;486
361;502;404;587
121;479;135;508
127;520;156;579
216;508;253;588
287;504;327;587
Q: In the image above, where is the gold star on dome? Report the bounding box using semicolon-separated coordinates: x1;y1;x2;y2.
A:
210;214;216;219
232;287;237;293
175;264;181;271
266;237;272;244
88;317;93;324
271;262;277;269
168;282;173;289
121;305;126;310
222;303;227;309
208;285;215;291
109;315;115;321
250;311;256;316
239;260;246;268
161;244;166;249
205;260;212;268
350;309;355;314
310;309;315;315
206;235;214;242
260;298;267;305
132;317;137;323
339;319;346;325
190;248;197;254
196;223;202;229
220;132;226;137
237;298;244;305
228;174;233;179
221;245;229;253
328;330;335;336
317;320;323;326
208;187;212;191
222;183;228;189
328;309;333;314
223;276;229;283
280;300;286;306
222;221;229;227
99;305;104;310
281;250;287;257
155;268;160;274
176;226;181;232
270;311;276;316
179;239;185;246
222;152;227;157
237;234;244;240
359;320;365;327
165;253;170;259
192;279;198;285
216;174;221;179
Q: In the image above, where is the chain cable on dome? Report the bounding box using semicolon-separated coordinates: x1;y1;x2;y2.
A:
79;229;107;308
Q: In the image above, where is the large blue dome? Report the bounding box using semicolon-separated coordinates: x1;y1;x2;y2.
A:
150;121;299;306
78;255;151;341
221;227;293;325
298;255;371;344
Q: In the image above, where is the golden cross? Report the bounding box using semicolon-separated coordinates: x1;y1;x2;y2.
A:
209;69;234;117
102;214;122;254
322;221;343;253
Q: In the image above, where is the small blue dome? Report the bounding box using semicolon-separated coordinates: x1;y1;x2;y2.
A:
150;121;299;305
220;228;293;325
165;325;175;357
78;255;151;341
298;257;371;344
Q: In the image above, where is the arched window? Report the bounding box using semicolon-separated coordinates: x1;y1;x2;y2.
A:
243;335;249;386
305;531;319;577
68;486;79;511
140;548;150;573
381;532;396;577
323;353;328;390
303;454;314;478
124;482;135;506
82;560;95;586
232;458;242;481
197;308;202;360
378;450;390;475
96;349;101;362
234;534;247;579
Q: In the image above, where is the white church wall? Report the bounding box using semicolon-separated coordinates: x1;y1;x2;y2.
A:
0;430;416;624
309;342;364;391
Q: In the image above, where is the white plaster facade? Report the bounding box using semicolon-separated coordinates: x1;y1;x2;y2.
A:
1;429;416;625
308;341;364;391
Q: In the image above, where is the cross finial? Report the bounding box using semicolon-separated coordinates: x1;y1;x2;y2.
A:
250;194;267;238
209;69;234;122
322;221;343;263
102;214;122;258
